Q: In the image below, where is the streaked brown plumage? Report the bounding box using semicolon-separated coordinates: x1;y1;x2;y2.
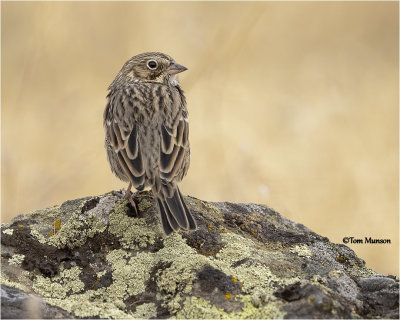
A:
103;52;196;235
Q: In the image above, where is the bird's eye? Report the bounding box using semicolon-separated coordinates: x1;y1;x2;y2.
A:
147;60;158;70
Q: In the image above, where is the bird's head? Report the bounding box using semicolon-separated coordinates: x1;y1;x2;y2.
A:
110;52;187;88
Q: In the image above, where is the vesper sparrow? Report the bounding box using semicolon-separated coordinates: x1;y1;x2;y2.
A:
104;52;196;235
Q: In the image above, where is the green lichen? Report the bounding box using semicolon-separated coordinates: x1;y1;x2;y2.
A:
8;254;25;266
28;233;206;319
49;212;106;249
177;295;285;319
289;244;312;258
156;231;297;318
5;200;303;319
215;232;258;265
213;232;301;305
312;274;329;286
2;228;14;235
45;289;131;319
29;198;109;248
329;269;343;279
29;206;64;244
346;265;377;279
157;233;199;262
32;265;84;299
132;302;158;318
106;249;156;299
96;270;107;278
31;265;133;318
237;295;285;319
30;228;49;245
155;234;208;314
3;193;383;319
108;200;158;249
1;272;31;293
177;296;230;319
137;197;153;212
187;197;224;223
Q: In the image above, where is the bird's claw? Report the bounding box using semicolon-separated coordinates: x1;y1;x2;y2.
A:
112;189;138;215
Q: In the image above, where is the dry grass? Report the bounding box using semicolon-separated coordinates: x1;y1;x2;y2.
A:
2;2;398;275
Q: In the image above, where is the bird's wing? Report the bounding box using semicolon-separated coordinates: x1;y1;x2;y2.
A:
105;90;145;190
159;111;189;184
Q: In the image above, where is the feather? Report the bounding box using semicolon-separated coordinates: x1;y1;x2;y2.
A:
120;149;144;177
182;121;189;147
176;120;185;146
107;123;118;149
159;117;189;177
157;196;179;232
112;122;125;150
161;124;175;154
177;189;196;230
165;188;189;229
160;147;185;182
157;198;174;235
126;126;139;159
160;145;181;173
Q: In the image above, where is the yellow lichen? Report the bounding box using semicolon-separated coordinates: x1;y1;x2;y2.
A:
28;206;64;244
336;254;347;263
224;293;232;299
54;219;61;231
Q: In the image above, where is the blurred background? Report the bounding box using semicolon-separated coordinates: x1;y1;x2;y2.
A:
2;2;398;275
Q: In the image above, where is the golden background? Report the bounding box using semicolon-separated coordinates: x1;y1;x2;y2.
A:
2;2;398;276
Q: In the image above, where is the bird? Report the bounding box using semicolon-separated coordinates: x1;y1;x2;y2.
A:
103;52;196;235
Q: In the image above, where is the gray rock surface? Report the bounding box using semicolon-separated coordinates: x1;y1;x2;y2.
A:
1;285;74;319
1;191;398;319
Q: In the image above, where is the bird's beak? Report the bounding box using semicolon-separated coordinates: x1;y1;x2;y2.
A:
167;62;188;75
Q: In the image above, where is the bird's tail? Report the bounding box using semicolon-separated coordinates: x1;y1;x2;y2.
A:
155;187;196;235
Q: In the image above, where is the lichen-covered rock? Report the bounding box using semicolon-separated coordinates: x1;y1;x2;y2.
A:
1;191;398;319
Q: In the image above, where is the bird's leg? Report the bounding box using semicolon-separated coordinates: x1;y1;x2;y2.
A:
124;182;138;215
112;182;138;215
124;182;133;199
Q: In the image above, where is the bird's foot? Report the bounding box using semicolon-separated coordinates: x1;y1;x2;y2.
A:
112;189;138;216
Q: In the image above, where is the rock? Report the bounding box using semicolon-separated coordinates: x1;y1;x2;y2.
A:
1;285;74;319
1;191;398;319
